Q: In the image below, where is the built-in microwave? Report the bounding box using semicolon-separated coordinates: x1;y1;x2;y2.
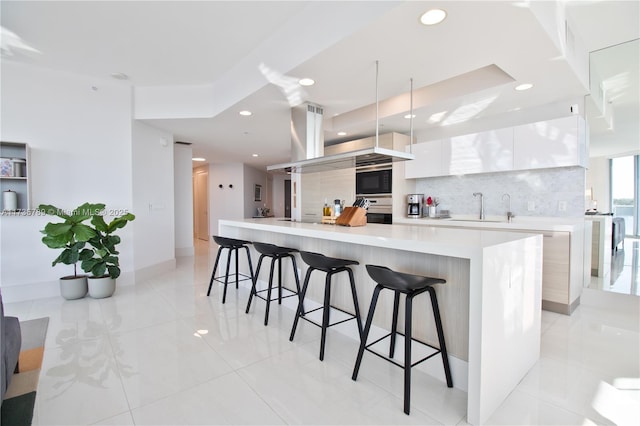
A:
355;164;392;195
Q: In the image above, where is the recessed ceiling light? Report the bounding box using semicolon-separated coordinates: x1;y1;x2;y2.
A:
420;9;447;25
337;131;347;136
299;78;315;86
192;157;206;162
515;83;533;91
110;72;129;80
404;114;416;119
252;154;259;157
239;110;252;116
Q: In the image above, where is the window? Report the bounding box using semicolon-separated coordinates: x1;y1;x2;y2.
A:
611;155;639;236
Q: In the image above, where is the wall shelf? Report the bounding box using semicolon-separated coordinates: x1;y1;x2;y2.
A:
1;141;31;211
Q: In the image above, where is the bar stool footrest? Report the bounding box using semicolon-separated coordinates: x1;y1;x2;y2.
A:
299;305;359;329
364;332;443;369
211;273;253;285
253;287;299;303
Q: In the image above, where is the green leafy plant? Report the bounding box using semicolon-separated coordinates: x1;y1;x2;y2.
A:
38;203;105;277
81;211;135;279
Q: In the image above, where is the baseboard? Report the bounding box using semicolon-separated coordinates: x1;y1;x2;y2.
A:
175;246;195;257
542;297;581;315
0;280;60;303
1;259;177;303
133;259;176;283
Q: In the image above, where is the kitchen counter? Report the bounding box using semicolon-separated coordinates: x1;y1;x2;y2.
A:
219;218;542;425
395;215;585;232
394;215;590;315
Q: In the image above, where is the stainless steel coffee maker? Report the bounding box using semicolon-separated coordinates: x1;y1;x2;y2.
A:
407;194;423;218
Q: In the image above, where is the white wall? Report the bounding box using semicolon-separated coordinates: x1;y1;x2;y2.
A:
131;121;176;273
209;163;244;236
174;144;194;256
0;62;134;301
243;164;268;217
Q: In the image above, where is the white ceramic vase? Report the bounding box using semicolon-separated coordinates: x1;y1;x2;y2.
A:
88;276;116;299
59;275;88;300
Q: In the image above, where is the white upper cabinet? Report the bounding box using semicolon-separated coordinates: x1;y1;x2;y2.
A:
404;116;586;179
405;127;513;179
404;139;444;178
442;128;514;175
513;116;587;170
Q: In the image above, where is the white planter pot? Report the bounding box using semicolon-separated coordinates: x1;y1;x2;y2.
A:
88;276;116;299
59;275;88;300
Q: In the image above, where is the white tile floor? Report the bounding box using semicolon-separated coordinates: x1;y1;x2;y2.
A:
4;240;640;425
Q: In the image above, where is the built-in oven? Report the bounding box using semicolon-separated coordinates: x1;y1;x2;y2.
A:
362;195;393;224
355;164;392;195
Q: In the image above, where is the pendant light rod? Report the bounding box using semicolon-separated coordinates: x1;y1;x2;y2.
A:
410;77;414;154
375;60;379;149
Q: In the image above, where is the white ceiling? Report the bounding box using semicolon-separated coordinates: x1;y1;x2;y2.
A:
2;1;638;169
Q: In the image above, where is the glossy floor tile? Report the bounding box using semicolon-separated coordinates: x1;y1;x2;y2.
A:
4;239;639;425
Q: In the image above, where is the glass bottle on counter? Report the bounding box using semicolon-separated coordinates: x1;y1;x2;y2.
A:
323;199;331;217
334;199;341;217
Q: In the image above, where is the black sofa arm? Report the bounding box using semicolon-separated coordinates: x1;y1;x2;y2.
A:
1;290;22;404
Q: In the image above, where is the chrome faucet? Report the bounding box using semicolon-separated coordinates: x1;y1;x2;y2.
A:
502;193;515;223
473;192;484;220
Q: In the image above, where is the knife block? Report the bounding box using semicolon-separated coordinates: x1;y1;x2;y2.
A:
335;207;367;227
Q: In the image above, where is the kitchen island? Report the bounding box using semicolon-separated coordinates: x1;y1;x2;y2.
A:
395;216;590;314
219;218;542;425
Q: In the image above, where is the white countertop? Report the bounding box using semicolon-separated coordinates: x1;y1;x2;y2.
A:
394;215;585;232
219;218;537;259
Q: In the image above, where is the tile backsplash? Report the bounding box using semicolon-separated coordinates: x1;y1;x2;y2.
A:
415;166;586;218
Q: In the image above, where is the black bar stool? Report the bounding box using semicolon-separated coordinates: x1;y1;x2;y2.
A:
352;264;453;415
207;236;254;304
245;242;302;326
289;251;363;361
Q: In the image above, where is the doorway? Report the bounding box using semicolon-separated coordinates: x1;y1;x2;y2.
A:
284;179;291;218
193;169;209;241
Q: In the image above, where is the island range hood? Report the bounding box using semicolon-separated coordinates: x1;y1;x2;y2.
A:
267;61;415;174
267;145;414;173
267;103;414;174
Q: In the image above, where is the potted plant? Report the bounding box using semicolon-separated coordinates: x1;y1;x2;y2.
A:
81;209;135;299
38;203;104;300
